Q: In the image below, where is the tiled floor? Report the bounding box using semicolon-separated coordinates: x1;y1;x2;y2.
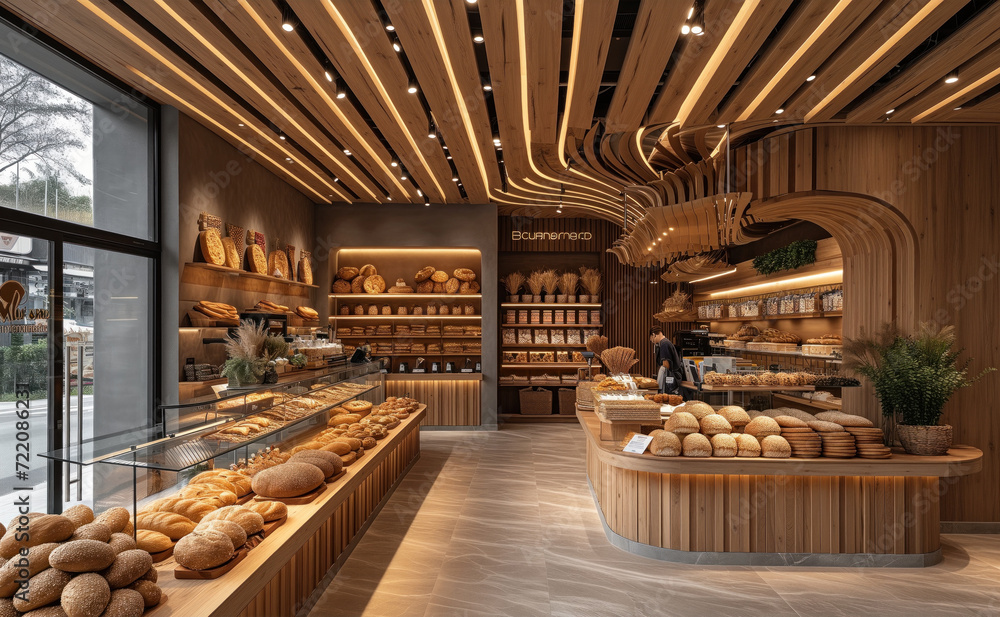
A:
307;424;1000;617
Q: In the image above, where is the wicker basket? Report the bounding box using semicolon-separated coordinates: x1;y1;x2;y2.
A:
897;424;952;456
557;388;577;415
519;387;552;415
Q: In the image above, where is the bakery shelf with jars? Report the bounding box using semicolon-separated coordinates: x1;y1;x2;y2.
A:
41;361;430;615
328;249;483;374
498;269;604;419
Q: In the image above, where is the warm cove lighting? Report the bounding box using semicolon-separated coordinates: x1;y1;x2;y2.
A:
708;270;844;297
689;268;738;284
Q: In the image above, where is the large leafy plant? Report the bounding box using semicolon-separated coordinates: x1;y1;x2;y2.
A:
752;239;817;275
843;324;994;426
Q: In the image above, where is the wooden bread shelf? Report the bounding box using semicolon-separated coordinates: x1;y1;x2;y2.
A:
707;311;843;322
332;315;481;321
501;323;602;328
773;392;843;411
500;344;587;349
500;303;602;308
501;362;592;369
330;294;481;299
185;262;318;290
335;334;480;339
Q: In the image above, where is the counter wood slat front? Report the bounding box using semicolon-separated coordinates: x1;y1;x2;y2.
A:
579;408;982;566
147;406;424;617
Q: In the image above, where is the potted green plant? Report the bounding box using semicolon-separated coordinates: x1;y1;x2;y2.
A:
220;320;268;388
844;323;994;455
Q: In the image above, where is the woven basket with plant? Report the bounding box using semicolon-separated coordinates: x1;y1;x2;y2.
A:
580;268;602;300
539;270;559;297
558;272;579;297
526;271;545;297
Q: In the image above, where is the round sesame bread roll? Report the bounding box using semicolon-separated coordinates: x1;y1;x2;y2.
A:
100;588;144;617
0;514;74;558
675;400;715;420
663;411;699;435
200;506;264;536
93;508;131;535
62;504;95;529
61;572;110;617
173;530;234;571
648;430;681;457
711;434;738;457
125;580;161;609
13;568;71;612
745;416;782;439
761;435;792;458
430;270;449;283
0;543;58;597
699;414;732;436
716;406;751;429
100;550;153;588
415;266;435;282
736;434;762;457
49;539;117;573
195;519;247;549
69;522;112;542
681;433;712;457
107;533;137;555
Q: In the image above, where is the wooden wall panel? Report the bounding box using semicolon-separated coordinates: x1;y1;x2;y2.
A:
729;125;1000;523
386;378;481;426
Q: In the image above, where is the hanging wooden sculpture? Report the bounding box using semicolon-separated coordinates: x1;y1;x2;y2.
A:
660;251;734;283
653;289;698;323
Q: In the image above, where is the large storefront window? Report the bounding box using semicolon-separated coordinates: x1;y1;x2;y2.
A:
0;18;158;518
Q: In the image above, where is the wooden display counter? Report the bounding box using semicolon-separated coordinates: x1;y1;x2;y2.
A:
386;374;480;426
579;409;982;567
148;406;425;617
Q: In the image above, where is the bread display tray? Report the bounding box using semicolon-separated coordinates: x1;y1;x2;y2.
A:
253;484;328;505
174;547;247;580
150;545;175;564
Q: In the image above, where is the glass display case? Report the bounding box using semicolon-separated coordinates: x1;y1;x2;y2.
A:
43;360;386;515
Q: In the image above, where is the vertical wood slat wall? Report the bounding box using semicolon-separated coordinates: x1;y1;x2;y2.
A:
236;428;420;617
587;441;940;555
386;379;481;425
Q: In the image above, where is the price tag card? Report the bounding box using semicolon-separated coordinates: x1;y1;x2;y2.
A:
412;369;426;373
460;368;474;373
622;434;654;455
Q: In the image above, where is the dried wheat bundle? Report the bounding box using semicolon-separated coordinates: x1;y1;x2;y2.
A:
526;271;545;296
502;272;526;295
580;267;603;296
586;334;608;357
557;271;579;295
602;346;638;375
539;269;559;295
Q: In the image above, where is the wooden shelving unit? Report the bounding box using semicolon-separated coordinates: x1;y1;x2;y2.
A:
707;311;842;322
501;323;602;328
773;392;842;411
331;293;481;300
185;261;318;290
500;302;602;308
501;362;592;369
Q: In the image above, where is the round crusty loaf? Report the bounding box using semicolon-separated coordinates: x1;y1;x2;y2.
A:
745;416;782;439
173;530;234;571
699;414;732;436
177;484;237;506
0;542;58;596
49;539;116;573
807;420;846;433
93;509;130;535
134;530;172;554
21;607;69;617
814;411;874;427
432;281;446;293
736;433;762;457
0;599;17;617
320;441;352;456
682;433;712;457
415;266;435;282
135;511;195;541
415;280;434;293
359;264;377;277
125;580;161;609
676;400;715;420
774;415;808;428
331;279;352;294
0;514;75;558
69;522;111;543
62;505;95;529
711;434;738;457
107;534;136;555
716;406;751;428
196;519;247;549
191;471;252;497
664;411;699;435
444;278;460;294
100;550;153;589
99;589;144;617
12;567;71;611
363;275;386;294
761;435;792;458
351;276;366;294
61;572;110;617
200;506;264;535
430;270;449;283
241;501;287;523
453;268;476;282
648;430;682;457
337;267;359;280
289;450;344;478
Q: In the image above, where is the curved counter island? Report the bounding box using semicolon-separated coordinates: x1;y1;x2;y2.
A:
579;409;982;567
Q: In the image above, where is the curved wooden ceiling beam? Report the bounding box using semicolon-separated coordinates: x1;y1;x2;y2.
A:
893;43;1000;123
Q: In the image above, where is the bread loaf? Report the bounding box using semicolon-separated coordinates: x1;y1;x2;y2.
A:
675;401;715;420
336;437;363;451
761;435;792;458
106;534;136;555
12;568;71;612
773;415;808;428
200;506;264;535
198;229;225;266
735;433;762;457
716;406;751;429
0;514;75;558
134;530;172;554
61;572;110;617
143;498;214;523
188;476;238;496
100;550;152;589
21;607;69;617
222;237;240;269
195;520;247;549
328;413;363;426
711;434;738;457
62;505;95;529
137;567;157;583
682;433;713;457
125;580;161;609
320;441;352;456
648;430;682;457
337;267;359;280
49;539;116;573
0;543;58;597
363;275;386;294
99;589;144;617
173;530;234;571
69;522;111;543
251;463;325;498
415;266;435;282
289;451;344;478
135;511;195;540
351;276;366;294
247;244;267;274
430;270;449;283
416;280;433;293
699;414;732;436
177;485;237;506
331;279;351;294
663;411;699;435
298;256;313;286
444;277;460;293
0;599;16;617
241;501;287;523
93;509;130;535
745;416;782;439
453;268;476;282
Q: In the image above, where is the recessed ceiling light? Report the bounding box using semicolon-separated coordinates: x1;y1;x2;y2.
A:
775;108;784;115
238;123;244;127
452;176;459;182
806;75;816;82
400;174;407;180
407;78;418;94
424;197;430;206
687;6;694;19
945;72;959;84
954;106;963;111
466;0;478;4
446;155;452;160
473;30;484;43
333;177;339;183
280;4;296;31
886;109;894;114
717;124;725;128
483;82;492;92
324;70;333;82
681;24;690;34
391;158;399;167
392;40;402;53
417;189;423;197
669;227;675;231
427;120;437;139
343;149;351;155
335;80;347;99
691;24;702;34
387;196;392;201
285;157;291;161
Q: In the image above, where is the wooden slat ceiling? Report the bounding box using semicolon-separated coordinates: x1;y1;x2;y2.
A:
4;0;998;220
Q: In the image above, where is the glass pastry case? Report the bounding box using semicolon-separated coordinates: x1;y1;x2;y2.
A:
43;361;386;514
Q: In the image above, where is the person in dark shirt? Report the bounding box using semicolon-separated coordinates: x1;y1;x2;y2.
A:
649;326;683;394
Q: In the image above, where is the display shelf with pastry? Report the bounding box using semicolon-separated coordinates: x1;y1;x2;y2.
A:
184;262;319;290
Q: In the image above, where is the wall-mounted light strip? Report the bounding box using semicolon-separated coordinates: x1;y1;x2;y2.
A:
707;270;843;297
313;0;448;200
239;0;411;201
76;0;333;201
688;268;738;283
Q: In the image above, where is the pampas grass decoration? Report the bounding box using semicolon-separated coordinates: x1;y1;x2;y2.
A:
580;267;603;296
526;271;545;296
502;272;526;295
558;271;579;295
539;269;559;295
